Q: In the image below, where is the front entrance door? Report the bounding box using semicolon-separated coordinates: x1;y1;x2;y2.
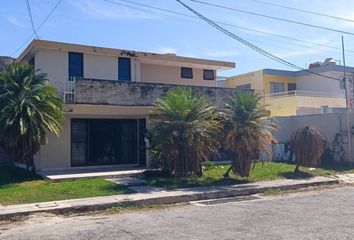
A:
71;119;140;167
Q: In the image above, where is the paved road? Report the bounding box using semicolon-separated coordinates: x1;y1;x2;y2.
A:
1;186;354;240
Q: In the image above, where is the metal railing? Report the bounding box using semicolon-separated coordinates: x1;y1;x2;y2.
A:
63;77;77;104
263;90;344;99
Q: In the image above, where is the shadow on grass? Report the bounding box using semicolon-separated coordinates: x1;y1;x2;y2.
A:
319;162;354;172
142;169;250;190
0;167;42;187
281;171;314;179
96;183;136;194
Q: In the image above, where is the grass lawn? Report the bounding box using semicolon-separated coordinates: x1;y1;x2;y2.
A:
0;167;134;205
143;161;353;189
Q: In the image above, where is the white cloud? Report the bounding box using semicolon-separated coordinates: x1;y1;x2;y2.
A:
7;16;26;27
70;0;159;20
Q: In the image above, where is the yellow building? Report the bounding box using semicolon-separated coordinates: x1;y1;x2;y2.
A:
225;66;348;116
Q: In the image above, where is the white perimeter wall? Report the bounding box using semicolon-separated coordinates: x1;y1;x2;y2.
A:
296;71;346;96
274;112;353;162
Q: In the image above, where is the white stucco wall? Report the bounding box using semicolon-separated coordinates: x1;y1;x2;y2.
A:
296;71;345;96
140;63;216;87
35;49;68;96
273;112;354;163
84;54;118;80
35;107;151;170
34;49;217;94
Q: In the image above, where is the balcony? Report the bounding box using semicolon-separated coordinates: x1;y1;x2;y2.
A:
263;90;346;116
63;78;245;107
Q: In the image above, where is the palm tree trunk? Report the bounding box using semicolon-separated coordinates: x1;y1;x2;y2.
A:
223;165;232;178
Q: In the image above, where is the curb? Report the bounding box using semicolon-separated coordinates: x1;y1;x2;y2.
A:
0;178;339;221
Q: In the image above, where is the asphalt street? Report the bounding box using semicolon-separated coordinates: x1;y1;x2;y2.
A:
1;186;354;240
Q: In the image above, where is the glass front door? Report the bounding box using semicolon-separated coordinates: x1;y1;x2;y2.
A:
71;119;140;167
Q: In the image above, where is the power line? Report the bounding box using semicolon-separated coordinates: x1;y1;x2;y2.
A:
11;0;63;57
176;0;342;81
105;0;354;54
25;0;39;39
190;0;354;36
250;0;354;23
107;0;346;61
103;0;194;24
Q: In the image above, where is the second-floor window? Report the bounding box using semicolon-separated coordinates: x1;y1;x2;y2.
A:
69;52;83;80
181;67;193;79
203;69;215;80
29;56;35;69
270;82;285;95
118;57;131;81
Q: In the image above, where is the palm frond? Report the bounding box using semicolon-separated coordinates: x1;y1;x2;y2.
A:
0;63;64;169
224;92;278;177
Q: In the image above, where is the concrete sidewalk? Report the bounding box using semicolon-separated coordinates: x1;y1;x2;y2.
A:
0;176;338;220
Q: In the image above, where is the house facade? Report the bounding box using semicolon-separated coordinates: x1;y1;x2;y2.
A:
224;60;351;116
17;40;236;171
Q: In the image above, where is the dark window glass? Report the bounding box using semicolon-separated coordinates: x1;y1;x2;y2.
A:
71;119;139;167
71;120;88;167
288;83;297;95
68;52;83;79
138;119;147;167
181;67;193;79
29;56;35;68
203;69;215;80
270;82;285;95
288;83;297;91
118;57;131;81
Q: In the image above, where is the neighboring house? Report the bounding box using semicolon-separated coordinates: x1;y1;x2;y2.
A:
224;59;352;116
17;40;236;171
0;56;14;69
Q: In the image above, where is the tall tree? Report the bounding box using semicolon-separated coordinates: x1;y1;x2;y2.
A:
223;92;278;177
0;63;64;171
290;126;326;172
149;87;223;177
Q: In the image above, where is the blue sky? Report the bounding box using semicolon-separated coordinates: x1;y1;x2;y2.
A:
1;0;354;76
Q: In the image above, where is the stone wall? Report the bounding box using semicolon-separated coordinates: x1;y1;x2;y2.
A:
75;78;245;107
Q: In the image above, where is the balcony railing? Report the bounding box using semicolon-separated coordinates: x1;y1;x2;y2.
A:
63;77;78;104
263;90;344;99
63;78;247;107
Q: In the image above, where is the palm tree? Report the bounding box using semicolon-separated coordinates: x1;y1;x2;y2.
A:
290;126;326;172
0;63;64;171
149;87;223;177
223;92;278;177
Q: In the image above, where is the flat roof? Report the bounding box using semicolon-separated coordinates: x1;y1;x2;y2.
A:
262;65;354;77
17;39;235;71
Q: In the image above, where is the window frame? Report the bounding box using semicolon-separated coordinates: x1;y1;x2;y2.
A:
118;57;131;81
203;69;215;80
269;82;285;95
181;67;193;79
68;52;84;80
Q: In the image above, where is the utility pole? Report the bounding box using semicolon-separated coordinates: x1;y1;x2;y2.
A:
342;36;352;167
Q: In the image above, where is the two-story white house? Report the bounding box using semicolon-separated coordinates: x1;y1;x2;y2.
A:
17;40;236;171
